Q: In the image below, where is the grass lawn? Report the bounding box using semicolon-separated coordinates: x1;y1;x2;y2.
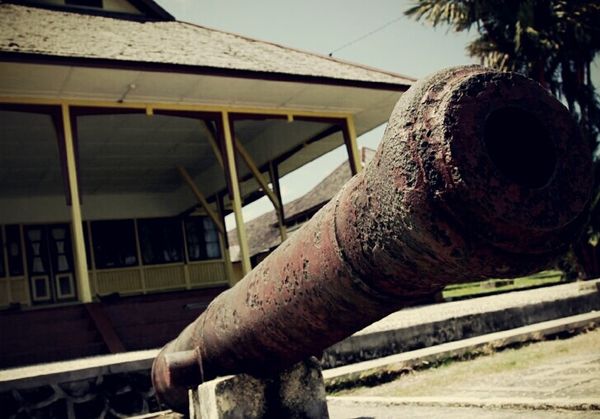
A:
442;270;564;300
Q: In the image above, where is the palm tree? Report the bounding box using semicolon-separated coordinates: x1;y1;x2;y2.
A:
406;0;600;277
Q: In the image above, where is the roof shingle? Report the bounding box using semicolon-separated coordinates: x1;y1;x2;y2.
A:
0;4;414;87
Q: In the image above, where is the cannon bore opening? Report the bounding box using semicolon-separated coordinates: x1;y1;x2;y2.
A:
484;107;556;189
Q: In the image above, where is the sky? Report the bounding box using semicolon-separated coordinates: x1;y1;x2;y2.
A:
152;0;598;230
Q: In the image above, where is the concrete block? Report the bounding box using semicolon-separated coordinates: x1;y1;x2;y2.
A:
189;357;329;419
191;374;266;419
277;356;329;418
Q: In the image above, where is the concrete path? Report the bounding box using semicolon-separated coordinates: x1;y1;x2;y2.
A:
324;311;600;389
328;326;600;418
328;401;598;418
324;279;600;368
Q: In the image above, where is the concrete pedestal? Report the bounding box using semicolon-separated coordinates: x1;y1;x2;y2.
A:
189;357;329;419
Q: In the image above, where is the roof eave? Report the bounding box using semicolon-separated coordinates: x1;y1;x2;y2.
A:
0;51;412;93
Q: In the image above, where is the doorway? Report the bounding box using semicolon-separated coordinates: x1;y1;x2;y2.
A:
24;224;77;304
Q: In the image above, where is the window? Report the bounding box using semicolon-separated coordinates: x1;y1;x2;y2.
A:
185;217;221;261
6;225;24;277
138;218;184;265
91;220;138;269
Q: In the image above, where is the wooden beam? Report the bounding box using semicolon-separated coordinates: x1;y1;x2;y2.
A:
269;162;287;242
221;112;252;276
177;166;225;236
343;115;362;175
273;125;341;166
61;103;93;303
234;139;281;211
202;119;235;201
0;96;354;120
202;121;224;169
132;219;146;293
85;302;126;353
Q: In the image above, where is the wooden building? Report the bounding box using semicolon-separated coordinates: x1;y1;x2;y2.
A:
0;0;412;366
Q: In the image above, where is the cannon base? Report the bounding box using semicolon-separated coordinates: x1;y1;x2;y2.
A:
188;357;329;419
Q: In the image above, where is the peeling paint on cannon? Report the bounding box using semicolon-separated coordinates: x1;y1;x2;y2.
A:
152;66;592;412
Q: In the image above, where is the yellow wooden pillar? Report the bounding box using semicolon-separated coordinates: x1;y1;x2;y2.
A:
61;104;92;303
221;112;252;276
344;115;363;175
216;195;235;286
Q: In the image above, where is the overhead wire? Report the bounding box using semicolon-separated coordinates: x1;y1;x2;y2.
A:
328;14;404;56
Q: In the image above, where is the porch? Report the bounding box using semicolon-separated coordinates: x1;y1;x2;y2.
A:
0;101;361;309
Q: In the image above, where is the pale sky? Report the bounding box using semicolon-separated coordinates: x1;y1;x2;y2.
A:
152;0;598;230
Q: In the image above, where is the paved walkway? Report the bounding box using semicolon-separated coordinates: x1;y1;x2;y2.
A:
328;327;600;418
328;402;597;418
324;279;600;369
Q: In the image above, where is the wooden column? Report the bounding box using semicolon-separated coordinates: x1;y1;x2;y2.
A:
217;194;235;286
343;115;362;175
221;112;252;276
61;104;92;303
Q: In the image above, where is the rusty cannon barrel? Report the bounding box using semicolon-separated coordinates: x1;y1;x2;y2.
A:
152;66;592;411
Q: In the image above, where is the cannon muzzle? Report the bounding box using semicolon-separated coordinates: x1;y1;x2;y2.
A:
152;66;592;411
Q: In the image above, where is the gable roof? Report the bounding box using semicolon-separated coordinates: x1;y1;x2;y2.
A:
228;148;377;259
0;4;413;89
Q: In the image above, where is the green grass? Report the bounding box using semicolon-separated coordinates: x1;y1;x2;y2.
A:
442;270;563;300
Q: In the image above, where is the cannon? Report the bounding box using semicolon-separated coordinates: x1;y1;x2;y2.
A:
152;66;592;412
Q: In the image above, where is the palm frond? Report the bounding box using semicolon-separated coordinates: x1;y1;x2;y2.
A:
404;0;473;30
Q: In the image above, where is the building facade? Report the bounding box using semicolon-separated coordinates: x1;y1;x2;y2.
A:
0;0;412;365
